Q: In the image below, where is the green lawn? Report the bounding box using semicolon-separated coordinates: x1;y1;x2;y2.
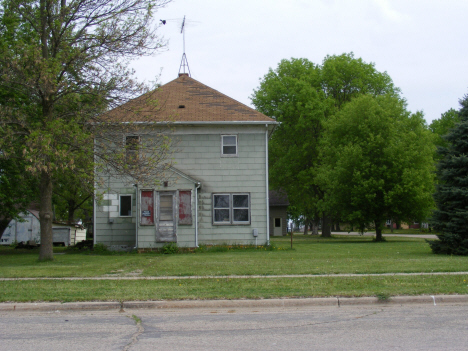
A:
380;228;436;235
1;235;467;302
2;275;467;303
0;235;465;278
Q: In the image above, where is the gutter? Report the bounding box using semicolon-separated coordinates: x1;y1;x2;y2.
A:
94;121;279;126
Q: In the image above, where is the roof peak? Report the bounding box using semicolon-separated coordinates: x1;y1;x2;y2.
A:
103;74;277;124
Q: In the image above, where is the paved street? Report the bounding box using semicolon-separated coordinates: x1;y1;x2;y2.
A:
1;303;467;350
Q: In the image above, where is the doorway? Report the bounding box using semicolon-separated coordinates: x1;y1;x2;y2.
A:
273;217;282;236
156;191;176;242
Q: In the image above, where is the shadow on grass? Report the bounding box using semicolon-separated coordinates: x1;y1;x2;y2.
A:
272;235;423;245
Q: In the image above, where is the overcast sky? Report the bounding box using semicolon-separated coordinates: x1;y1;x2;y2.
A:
133;0;468;124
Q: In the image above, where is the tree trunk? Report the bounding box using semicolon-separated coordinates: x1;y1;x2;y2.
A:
39;171;54;261
303;218;308;235
311;219;318;235
67;199;76;225
321;214;332;238
335;221;341;231
375;220;384;242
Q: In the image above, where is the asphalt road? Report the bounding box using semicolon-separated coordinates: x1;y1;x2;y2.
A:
1;303;467;351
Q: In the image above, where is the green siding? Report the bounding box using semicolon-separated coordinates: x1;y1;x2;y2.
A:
95;125;269;249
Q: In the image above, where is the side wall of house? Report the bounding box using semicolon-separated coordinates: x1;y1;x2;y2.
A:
176;125;267;246
95;181;137;249
94;124;269;249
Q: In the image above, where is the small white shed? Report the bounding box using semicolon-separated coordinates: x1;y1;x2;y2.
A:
0;210;41;245
0;210;87;246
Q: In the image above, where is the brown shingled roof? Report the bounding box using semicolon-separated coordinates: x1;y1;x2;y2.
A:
102;74;276;123
269;190;289;207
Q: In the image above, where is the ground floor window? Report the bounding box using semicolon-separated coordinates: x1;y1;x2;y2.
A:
213;193;250;225
119;194;132;217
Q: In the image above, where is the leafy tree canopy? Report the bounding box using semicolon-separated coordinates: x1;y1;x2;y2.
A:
429;108;460;150
319;94;435;241
0;0;172;260
252;53;398;235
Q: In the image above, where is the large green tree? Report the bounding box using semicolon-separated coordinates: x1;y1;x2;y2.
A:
251;53;398;236
0;149;38;236
429;108;460;150
319;94;435;241
0;81;38;235
429;94;468;255
52;167;93;225
0;0;172;260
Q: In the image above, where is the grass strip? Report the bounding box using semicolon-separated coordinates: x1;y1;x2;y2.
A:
2;275;467;303
1;236;467;278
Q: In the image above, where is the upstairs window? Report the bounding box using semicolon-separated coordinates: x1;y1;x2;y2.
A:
125;135;140;164
221;135;237;157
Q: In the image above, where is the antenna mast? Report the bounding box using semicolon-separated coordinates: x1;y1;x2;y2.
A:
178;15;191;76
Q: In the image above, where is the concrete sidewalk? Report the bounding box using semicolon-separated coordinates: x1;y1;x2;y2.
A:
2;295;468;313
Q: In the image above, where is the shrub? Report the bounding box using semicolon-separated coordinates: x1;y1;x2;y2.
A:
161;242;179;254
93;243;110;254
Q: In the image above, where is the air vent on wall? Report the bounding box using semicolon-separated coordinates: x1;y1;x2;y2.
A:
178;105;185;109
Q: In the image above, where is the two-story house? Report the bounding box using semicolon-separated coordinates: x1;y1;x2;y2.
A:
94;73;277;250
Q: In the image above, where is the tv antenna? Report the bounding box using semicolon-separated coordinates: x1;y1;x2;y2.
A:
178;15;191;76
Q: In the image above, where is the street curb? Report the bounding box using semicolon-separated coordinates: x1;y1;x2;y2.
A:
0;301;121;312
1;295;468;312
123;297;338;310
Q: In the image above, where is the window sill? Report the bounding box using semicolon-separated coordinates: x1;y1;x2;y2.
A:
213;222;251;226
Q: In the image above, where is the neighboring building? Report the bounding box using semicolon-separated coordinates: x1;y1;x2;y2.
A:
94;73;278;250
0;210;86;246
269;190;289;236
0;210;40;245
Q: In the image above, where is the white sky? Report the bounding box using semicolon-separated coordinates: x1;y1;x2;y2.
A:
133;0;468;124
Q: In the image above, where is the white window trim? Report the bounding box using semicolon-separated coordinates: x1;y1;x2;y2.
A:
119;194;133;217
212;193;250;225
221;135;238;157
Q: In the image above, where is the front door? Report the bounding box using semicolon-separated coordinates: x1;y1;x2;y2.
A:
156;191;176;242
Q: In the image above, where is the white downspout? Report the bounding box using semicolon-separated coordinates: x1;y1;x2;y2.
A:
93;190;96;247
134;184;139;249
195;182;201;247
265;125;270;246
